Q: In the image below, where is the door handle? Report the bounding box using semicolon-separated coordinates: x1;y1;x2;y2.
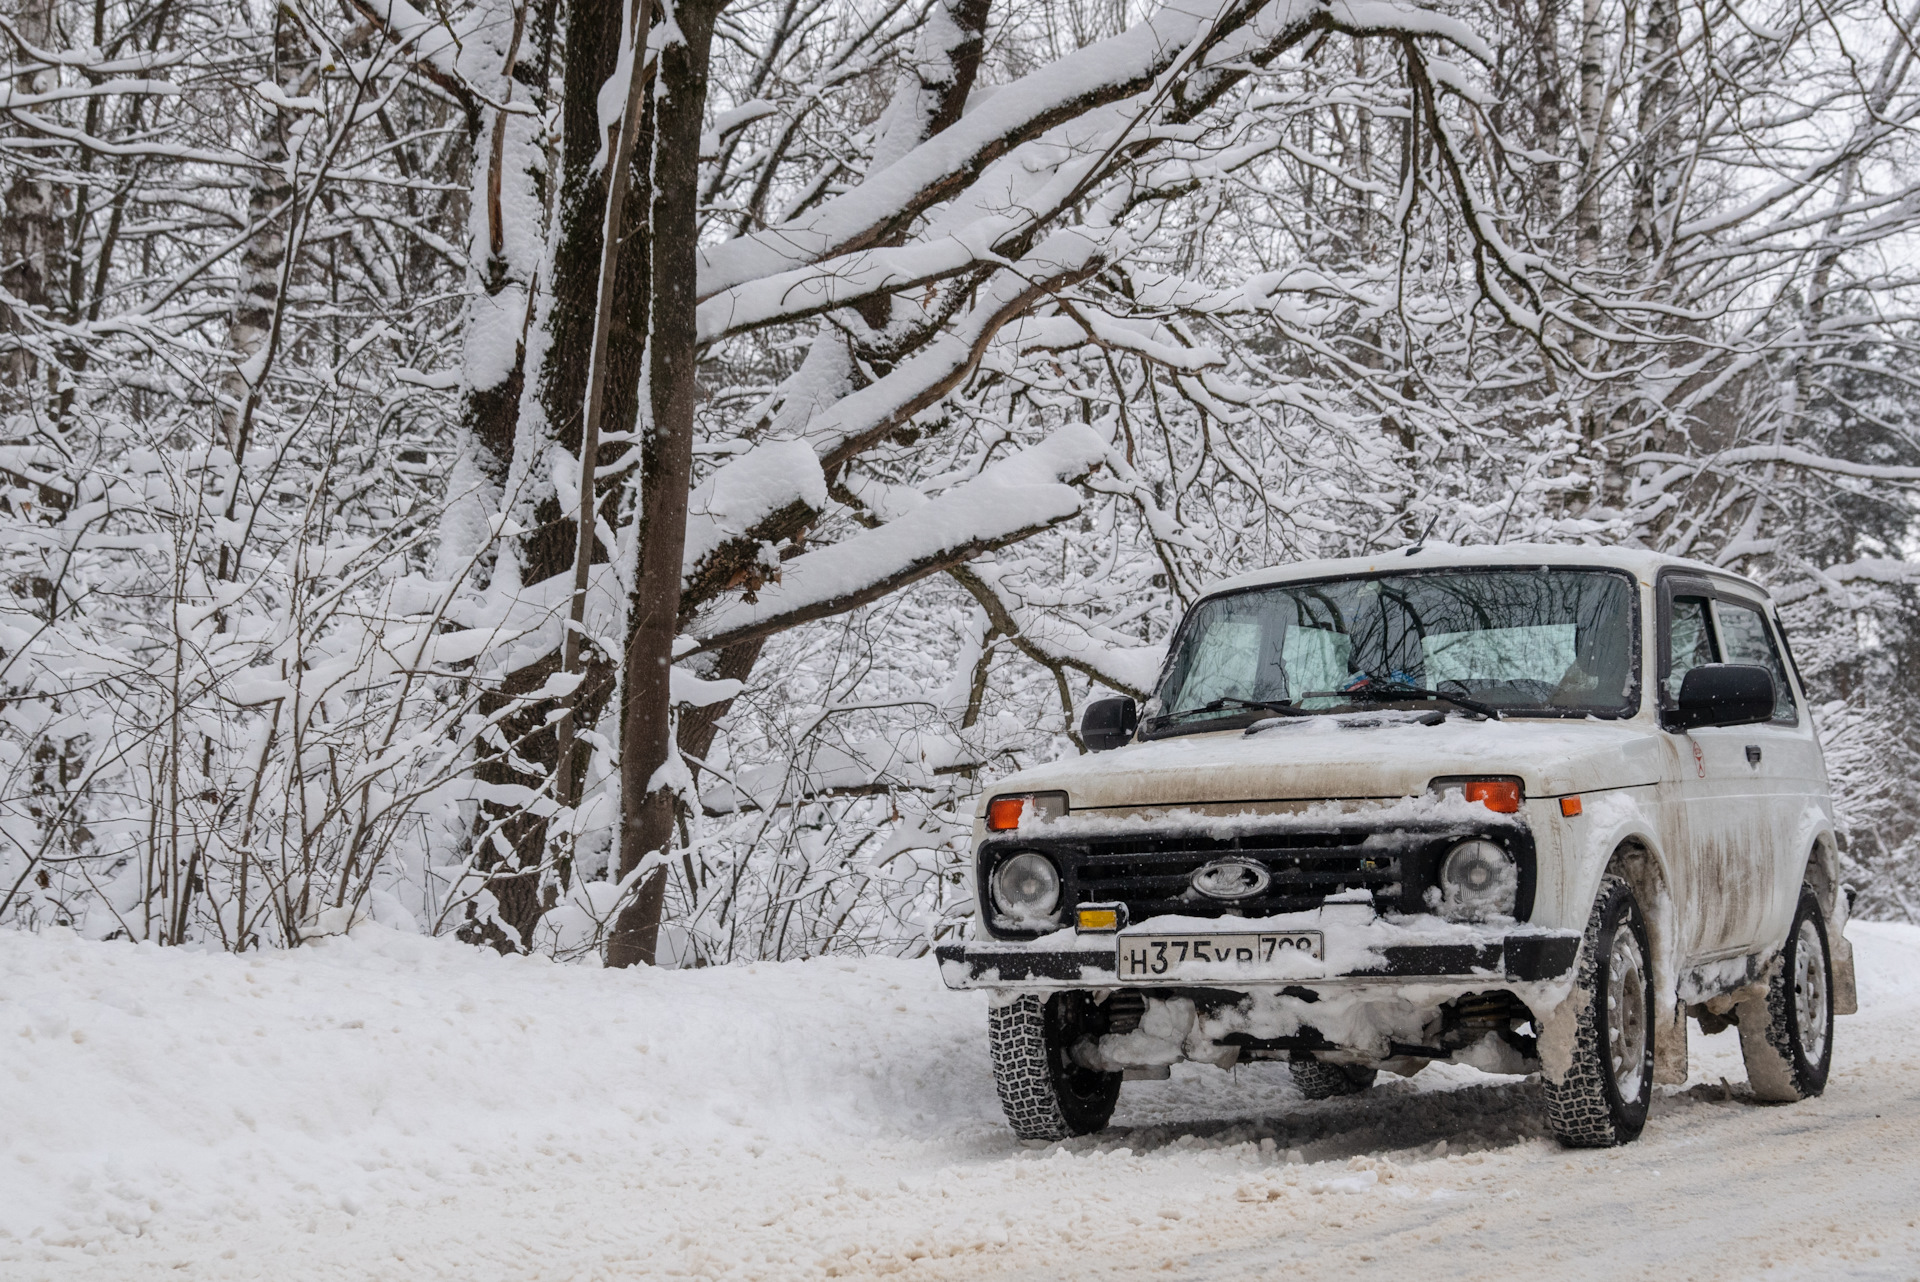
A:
1745;744;1762;767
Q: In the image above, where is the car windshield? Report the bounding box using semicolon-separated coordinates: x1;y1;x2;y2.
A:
1147;567;1638;735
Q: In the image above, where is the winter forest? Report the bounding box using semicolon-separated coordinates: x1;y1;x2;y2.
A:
4;0;1920;966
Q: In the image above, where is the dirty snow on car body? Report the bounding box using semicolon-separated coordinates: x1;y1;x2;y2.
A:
5;923;1919;1280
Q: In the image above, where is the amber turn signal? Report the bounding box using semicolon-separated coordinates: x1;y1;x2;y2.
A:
986;796;1026;830
1077;907;1120;932
1464;779;1523;814
1560;796;1583;817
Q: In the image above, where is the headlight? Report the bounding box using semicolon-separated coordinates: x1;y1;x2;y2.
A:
1436;839;1518;922
990;852;1062;923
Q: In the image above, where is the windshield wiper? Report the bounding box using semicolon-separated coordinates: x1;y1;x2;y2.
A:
1153;695;1312;725
1308;675;1502;721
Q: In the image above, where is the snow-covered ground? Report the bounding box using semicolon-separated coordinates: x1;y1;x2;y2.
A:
6;922;1919;1281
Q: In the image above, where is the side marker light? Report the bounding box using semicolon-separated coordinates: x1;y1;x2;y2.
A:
1560;796;1583;817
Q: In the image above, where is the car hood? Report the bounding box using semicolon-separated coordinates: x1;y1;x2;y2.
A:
996;715;1673;812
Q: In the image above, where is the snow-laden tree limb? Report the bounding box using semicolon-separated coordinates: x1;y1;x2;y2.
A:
688;423;1114;652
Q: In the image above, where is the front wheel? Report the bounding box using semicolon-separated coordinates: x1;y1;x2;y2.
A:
988;992;1122;1140
1544;875;1655;1148
1738;888;1833;1102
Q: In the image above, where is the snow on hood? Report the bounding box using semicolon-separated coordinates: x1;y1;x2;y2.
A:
993;714;1672;811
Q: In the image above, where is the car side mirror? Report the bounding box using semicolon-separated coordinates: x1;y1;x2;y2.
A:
1081;696;1138;751
1670;664;1774;731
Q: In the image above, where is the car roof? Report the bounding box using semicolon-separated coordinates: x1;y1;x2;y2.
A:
1201;542;1769;601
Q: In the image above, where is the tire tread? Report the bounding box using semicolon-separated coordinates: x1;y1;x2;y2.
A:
1544;874;1652;1148
988;994;1120;1139
1290;1059;1378;1099
1738;888;1832;1103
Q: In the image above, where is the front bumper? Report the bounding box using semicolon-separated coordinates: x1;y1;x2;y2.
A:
936;926;1580;990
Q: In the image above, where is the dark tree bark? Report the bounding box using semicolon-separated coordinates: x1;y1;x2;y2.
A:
530;0;654;575
466;0;652;947
465;652;617;949
219;11;306;458
1;0;62;396
606;0;727;968
461;0;559;483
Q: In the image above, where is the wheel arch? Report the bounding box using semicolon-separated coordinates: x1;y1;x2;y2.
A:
1557;810;1681;1012
1799;826;1859;1016
1602;837;1689;1084
1602;839;1679;987
1799;828;1843;917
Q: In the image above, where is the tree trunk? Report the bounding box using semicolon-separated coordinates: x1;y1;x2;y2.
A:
457;0;558;488
1625;0;1678;287
0;0;61;396
218;13;307;459
1572;0;1608;281
465;0;650;949
606;0;725;968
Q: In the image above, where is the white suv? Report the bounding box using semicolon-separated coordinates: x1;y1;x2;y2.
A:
938;544;1857;1147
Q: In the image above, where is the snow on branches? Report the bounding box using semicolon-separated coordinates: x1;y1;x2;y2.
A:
6;0;1920;957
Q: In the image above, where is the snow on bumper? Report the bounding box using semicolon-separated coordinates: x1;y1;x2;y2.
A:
936;908;1581;991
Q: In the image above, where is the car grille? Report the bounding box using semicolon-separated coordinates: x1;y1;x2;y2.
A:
976;817;1535;939
1068;830;1401;920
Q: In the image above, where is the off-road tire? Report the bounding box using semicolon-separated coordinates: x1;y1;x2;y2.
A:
1738;888;1833;1103
1289;1059;1378;1099
1544;875;1655;1148
988;992;1122;1140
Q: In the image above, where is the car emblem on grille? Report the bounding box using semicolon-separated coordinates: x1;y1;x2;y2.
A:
1188;857;1271;901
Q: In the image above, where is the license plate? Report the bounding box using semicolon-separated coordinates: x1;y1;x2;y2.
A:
1116;932;1324;980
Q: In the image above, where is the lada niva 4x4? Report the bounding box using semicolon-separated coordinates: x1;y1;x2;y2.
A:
938;544;1857;1147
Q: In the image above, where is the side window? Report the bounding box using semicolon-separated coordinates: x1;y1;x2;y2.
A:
1714;601;1798;723
1664;596;1717;702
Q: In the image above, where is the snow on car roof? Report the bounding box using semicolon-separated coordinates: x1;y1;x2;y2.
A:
1202;541;1767;600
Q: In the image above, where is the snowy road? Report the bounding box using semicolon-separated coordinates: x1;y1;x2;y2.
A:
5;923;1918;1281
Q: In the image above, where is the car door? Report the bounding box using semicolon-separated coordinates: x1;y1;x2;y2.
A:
1656;575;1775;958
1711;594;1818;947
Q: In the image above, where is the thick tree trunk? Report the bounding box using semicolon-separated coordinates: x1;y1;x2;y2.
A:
1625;0;1678;286
465;0;650;949
528;0;653;577
606;0;725;968
458;0;557;486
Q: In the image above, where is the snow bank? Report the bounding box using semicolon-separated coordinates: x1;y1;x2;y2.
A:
1;927;997;1270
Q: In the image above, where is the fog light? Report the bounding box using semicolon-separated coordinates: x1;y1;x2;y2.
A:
1077;904;1125;932
991;852;1061;924
1437;839;1518;922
